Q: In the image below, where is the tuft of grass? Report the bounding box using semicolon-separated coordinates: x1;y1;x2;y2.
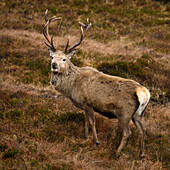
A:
145;132;170;166
30;159;39;166
0;144;8;152
98;60;145;79
57;112;84;124
2;148;19;159
5;109;23;119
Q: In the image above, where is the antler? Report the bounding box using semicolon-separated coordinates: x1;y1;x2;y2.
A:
64;19;92;54
43;9;61;52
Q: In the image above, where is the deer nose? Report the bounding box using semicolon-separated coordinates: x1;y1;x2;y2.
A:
52;63;57;69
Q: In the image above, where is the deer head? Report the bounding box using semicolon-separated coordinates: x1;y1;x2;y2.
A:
43;9;91;74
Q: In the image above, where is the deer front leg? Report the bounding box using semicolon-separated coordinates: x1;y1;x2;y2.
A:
85;106;100;145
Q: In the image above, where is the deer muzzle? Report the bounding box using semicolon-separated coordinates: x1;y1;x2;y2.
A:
52;63;57;70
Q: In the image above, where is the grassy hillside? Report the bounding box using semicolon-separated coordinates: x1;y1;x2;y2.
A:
0;0;169;169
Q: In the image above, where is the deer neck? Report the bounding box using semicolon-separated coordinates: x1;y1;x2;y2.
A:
51;62;79;96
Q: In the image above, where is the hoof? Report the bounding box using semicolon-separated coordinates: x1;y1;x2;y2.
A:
96;141;100;146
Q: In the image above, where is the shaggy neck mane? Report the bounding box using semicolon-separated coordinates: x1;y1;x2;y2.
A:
51;62;79;96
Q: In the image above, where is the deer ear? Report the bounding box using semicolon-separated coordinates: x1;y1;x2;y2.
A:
67;49;76;59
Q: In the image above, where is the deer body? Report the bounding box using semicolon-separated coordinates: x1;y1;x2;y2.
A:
43;10;150;158
52;65;139;115
51;63;149;118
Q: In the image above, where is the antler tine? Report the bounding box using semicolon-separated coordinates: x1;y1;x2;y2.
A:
43;20;50;44
65;18;91;54
43;9;61;51
45;9;49;22
64;36;70;54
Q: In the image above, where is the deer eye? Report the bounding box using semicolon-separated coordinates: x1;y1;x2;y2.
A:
63;58;66;62
52;57;54;59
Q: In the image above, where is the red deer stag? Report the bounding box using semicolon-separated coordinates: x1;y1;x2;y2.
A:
43;10;150;158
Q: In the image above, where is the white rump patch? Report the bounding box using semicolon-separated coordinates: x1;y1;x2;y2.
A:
135;87;150;116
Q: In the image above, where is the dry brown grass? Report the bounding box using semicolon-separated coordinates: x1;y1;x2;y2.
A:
1;29;169;60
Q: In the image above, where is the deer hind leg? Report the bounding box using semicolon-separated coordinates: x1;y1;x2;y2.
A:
132;115;146;159
116;121;132;157
84;114;89;139
85;106;100;145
